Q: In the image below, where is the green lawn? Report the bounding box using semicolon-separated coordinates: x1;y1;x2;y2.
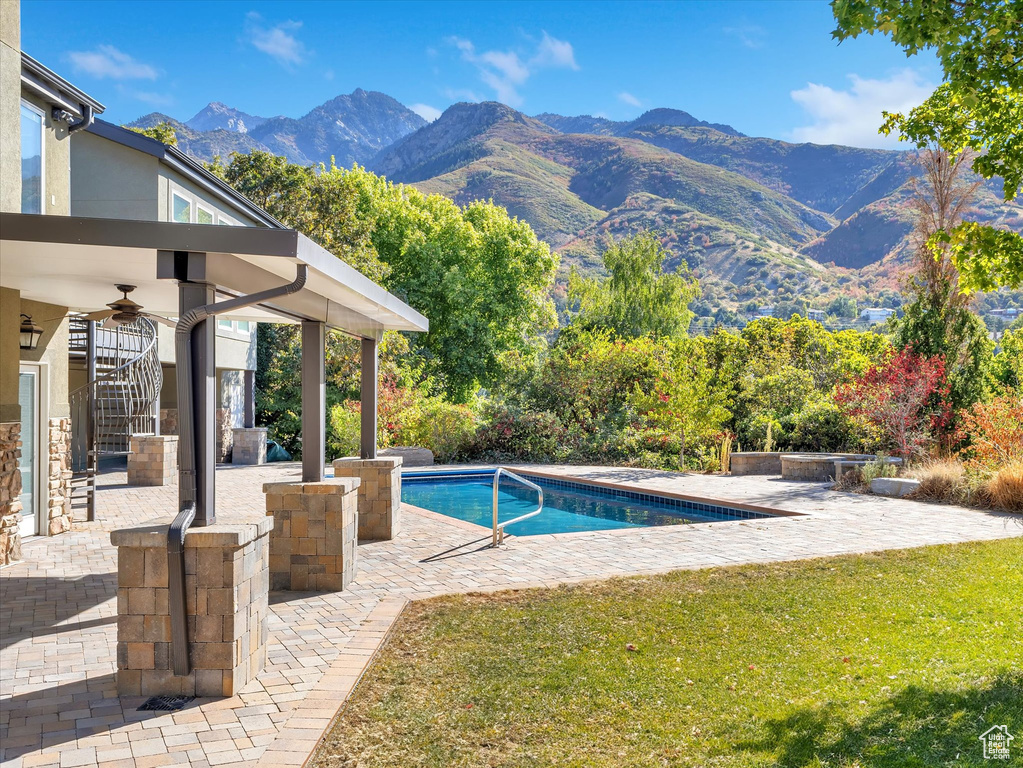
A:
313;539;1023;767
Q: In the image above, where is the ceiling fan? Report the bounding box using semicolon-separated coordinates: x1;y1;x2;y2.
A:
82;284;176;328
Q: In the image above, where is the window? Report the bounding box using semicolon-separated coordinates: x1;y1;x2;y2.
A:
20;101;44;214
217;213;237;226
197;204;214;225
172;192;191;223
217;319;254;337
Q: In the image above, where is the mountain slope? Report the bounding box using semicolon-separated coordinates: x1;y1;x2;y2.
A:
247;89;425;168
127;113;269;160
186;102;266;133
130;90;425;166
373;102;834;255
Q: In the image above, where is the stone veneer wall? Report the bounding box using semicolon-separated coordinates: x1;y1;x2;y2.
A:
46;418;72;535
112;518;271;697
160;408;178;436
215;408;232;463
0;422;22;565
232;428;267;465
263;478;360;591
331;457;403;541
127;435;178;487
728;452;784;476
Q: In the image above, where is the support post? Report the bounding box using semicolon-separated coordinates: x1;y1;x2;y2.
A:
178;281;216;526
301;321;325;482
360;337;378;460
243;369;255;429
86;320;97;521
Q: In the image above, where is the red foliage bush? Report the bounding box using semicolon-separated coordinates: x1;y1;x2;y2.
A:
834;348;949;459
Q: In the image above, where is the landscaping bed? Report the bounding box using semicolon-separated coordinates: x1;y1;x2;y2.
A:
312;539;1023;768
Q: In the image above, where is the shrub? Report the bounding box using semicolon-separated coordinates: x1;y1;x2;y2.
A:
835;348;949;460
402;400;477;462
465;404;566;463
986;461;1023;512
861;455;899;484
327;403;361;458
911;459;975;504
785;400;862;452
956;391;1023;472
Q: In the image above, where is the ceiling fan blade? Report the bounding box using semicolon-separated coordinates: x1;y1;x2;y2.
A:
82;309;115;322
144;313;177;328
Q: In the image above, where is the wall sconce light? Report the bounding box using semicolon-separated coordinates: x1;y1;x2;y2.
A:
20;313;43;350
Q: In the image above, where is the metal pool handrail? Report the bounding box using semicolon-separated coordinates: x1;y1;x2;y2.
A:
492;468;544;547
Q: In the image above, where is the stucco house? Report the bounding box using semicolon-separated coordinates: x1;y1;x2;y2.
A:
0;0;427;588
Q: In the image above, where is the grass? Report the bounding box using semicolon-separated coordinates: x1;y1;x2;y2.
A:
312;539;1023;768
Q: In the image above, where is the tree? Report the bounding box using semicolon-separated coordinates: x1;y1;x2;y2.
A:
832;0;1023;290
126;122;177;146
835;349;949;460
567;233;699;339
352;169;558;400
894;148;992;425
214;153;557;401
631;340;730;469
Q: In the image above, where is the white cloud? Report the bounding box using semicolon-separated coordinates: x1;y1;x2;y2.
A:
67;45;157;80
618;91;641;107
443;86;484;103
410;103;442;122
245;12;308;68
531;32;579;71
724;24;767;49
117;85;173;108
447;31;578;107
789;69;935;148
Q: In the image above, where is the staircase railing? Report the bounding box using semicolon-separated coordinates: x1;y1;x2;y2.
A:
70;317;162;520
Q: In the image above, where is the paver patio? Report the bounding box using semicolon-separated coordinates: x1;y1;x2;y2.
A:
1;462;1020;768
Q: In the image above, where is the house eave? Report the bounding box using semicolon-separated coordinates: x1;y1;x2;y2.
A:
21;52;105;117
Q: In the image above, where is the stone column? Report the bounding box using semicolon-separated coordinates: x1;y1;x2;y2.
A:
332;457;402;541
111;517;271;697
127;435;178;487
0;422;22;566
46;418;72;535
232;427;267;465
263;478;360;591
215;408;233;463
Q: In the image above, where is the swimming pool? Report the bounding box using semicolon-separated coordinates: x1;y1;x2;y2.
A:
401;469;773;536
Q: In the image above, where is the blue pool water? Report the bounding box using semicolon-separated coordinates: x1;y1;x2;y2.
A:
401;470;770;536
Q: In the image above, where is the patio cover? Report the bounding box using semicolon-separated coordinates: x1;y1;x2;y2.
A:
0;212;428;339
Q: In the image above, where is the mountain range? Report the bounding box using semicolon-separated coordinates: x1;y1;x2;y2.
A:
131;92;1023;312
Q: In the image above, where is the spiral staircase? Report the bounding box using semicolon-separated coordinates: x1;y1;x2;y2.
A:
69;315;163;519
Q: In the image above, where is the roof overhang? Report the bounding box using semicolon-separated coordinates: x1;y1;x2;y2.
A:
21;53;105;118
0;213;428;339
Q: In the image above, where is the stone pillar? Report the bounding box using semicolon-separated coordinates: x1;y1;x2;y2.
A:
160;408;179;436
332;457;402;541
46;418;72;535
0;422;22;566
215;408;233;463
127;435;178;487
111;517;271;697
263;478;360;591
232;427;267;465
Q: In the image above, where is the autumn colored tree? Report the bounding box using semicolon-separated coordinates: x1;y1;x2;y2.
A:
832;0;1023;290
834;349;949;460
894;148;992;427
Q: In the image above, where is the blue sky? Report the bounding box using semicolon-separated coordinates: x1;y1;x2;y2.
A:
22;0;941;149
